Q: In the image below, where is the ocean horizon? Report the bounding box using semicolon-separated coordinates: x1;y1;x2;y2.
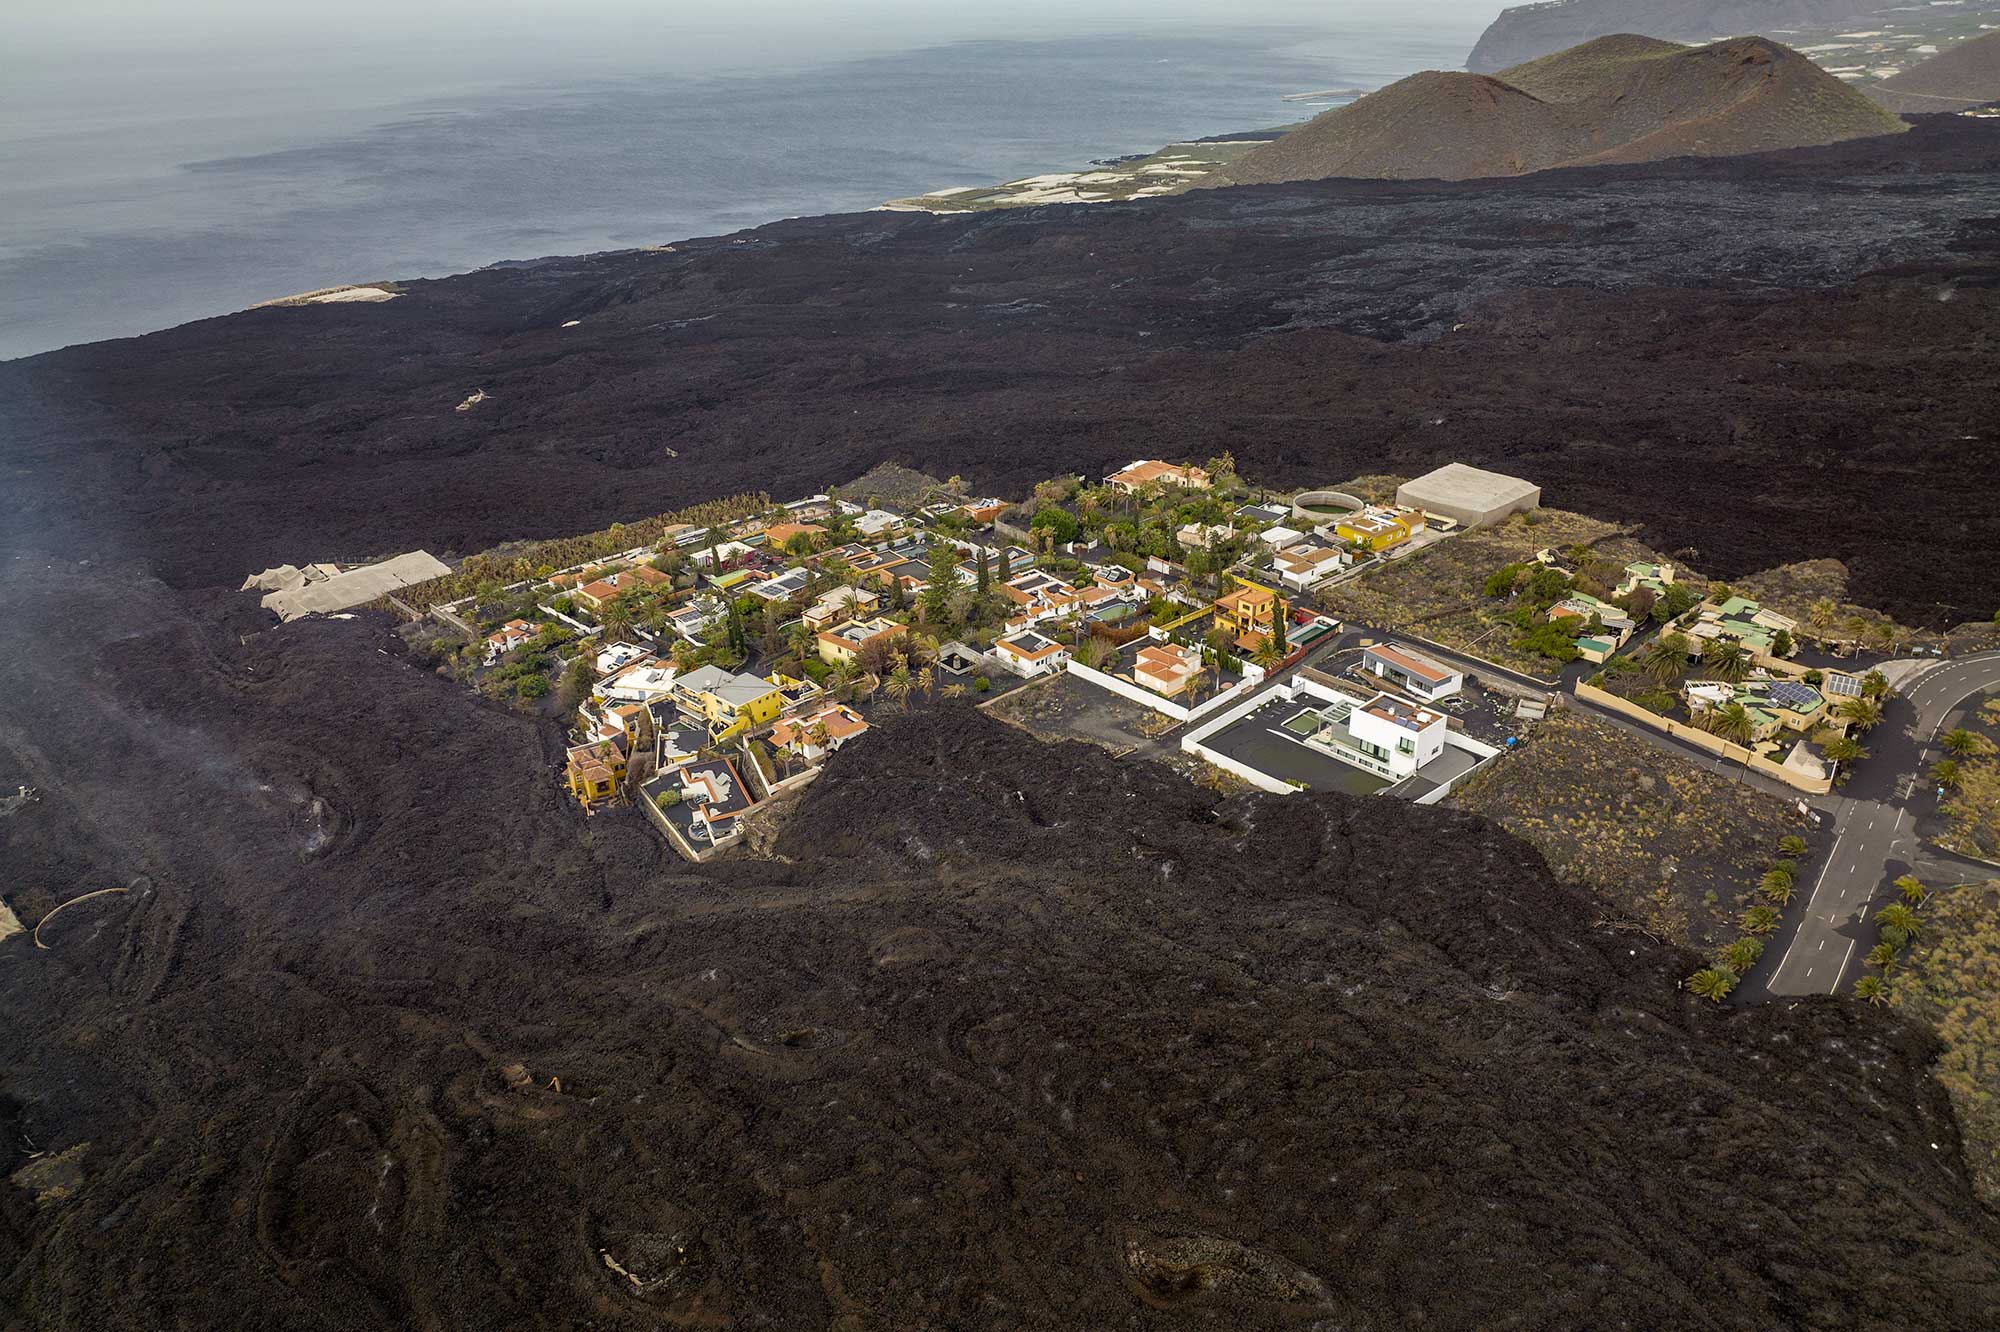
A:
1;20;1480;361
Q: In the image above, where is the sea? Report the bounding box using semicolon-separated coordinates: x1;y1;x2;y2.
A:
2;6;1488;361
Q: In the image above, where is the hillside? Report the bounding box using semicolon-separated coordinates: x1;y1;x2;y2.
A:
1870;29;2000;114
1213;36;1905;186
1469;0;1891;72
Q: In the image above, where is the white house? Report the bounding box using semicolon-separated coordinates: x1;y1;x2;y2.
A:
769;703;870;764
993;630;1072;678
595;640;652;675
1346;695;1449;778
1360;644;1464;701
1256;525;1306;550
686;540;754;569
1273;545;1349;592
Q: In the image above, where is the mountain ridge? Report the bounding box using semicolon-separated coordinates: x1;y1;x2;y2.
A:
1213;35;1905;187
1870;29;2000;114
1468;0;1892;72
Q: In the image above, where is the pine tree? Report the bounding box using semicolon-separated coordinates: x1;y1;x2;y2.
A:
1270;594;1288;655
976;547;991;596
997;550;1012;584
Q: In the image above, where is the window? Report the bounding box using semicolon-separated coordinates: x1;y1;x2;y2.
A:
1399;738;1415;755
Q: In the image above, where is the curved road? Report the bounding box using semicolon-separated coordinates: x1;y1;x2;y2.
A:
1749;652;2000;1000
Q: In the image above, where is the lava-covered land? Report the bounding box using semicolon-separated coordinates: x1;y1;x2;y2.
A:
0;563;1997;1328
8;119;2000;623
8;111;2000;1331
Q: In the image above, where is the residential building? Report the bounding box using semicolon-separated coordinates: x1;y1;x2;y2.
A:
654;758;755;850
994;631;1072;678
686;540;755;569
762;521;826;550
1273;544;1348;591
1236;502;1291;527
816;616;903;667
672;665;784;738
1616;561;1676;598
1687;678;1828;739
1133;643;1203;698
594;640;652;675
1105;459;1212;493
1176;522;1233;550
960;498;1009;524
854;509;905;539
485;619;536;659
1688;597;1800;656
598;662;679;708
1256;525;1305;551
802;585;880;632
1361;644;1464;701
769;672;824;715
667;597;724;642
576;569;658;609
1333;509;1418;553
1274;687;1448;782
769;703;870;763
1215;581;1281;650
746;567;813;604
565;737;628;808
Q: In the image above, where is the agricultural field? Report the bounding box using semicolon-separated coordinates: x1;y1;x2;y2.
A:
1888;881;2000;1207
1320;506;1665;677
1451;708;1804;953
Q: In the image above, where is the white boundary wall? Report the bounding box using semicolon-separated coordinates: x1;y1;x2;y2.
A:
1179;683;1298;794
1066;660;1266;724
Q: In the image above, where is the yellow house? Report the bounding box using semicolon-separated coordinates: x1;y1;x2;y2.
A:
565;738;628;808
1333;510;1414;552
816;615;902;667
673;664;783;739
1214;580;1281;650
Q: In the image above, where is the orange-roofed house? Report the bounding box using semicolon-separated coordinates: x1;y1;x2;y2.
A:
764;521;827;551
769;703;870;764
1133;643;1203;698
1215;582;1280;650
1104;459;1212;493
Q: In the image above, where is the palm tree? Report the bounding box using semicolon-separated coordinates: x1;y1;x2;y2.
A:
1942;728;1989;758
941;683;967;700
1808;599;1836;635
1823;736;1867;765
1644;632;1692;683
1866;941;1901;973
1778;835;1807;857
917;664;936;699
1703;641;1751;684
1251;636;1282;670
1895;874;1928;907
598;599;632;643
1709;702;1756;747
1759;868;1796;905
883;667;915;710
1837;697;1883;731
1872;620;1899;655
1854;975;1888;1005
1932;758;1962;789
1721;938;1765;974
1875;902;1920;939
1741;905;1779;936
1687;968;1738;1002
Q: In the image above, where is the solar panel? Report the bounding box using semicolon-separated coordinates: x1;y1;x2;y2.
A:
1765;681;1817;709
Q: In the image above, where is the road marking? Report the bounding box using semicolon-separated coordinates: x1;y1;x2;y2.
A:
1817;938;1826;952
1834;936;1859;990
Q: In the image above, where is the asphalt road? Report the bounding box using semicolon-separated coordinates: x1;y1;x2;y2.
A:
1751;652;2000;1000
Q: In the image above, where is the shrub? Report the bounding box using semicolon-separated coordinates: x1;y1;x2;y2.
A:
515;674;551;700
655;790;681;809
973;675;991;692
1779;835;1807;857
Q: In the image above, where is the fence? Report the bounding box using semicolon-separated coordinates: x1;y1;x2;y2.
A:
1066;660;1264;724
1573;682;1834;794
